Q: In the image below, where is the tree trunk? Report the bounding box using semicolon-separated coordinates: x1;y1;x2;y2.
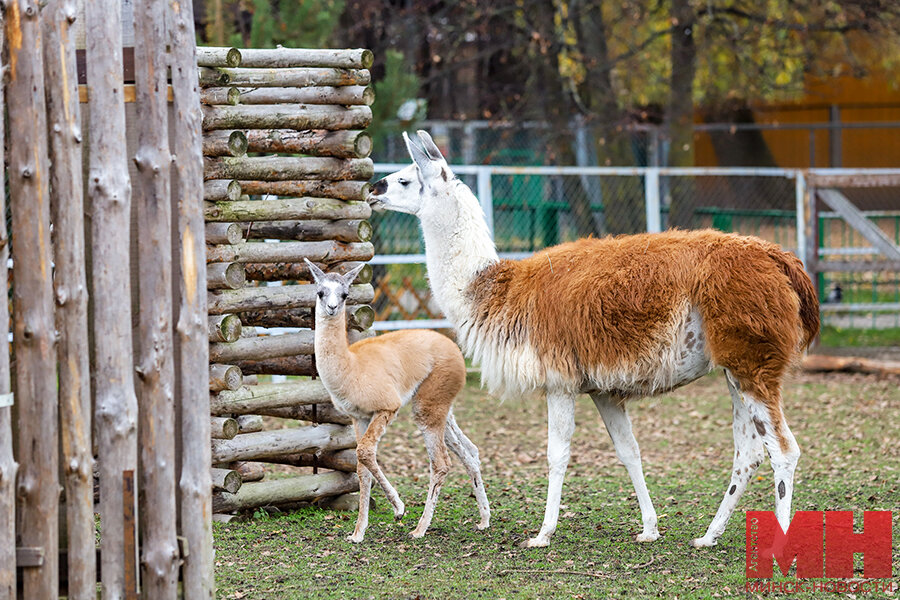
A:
202;104;372;131
134;0;180;593
208;47;374;69
208;283;374;315
201;130;248;157
242;219;372;243
204;179;242;202
238;304;374;330
204;156;373;181
210;417;240;440
207;262;246;290
260;405;353;427
169;0;215;595
235;415;264;434
210;329;370;363
210;468;242;494
41;0;95;596
208;314;243;343
235;180;369;201
0;9;17;596
205;222;244;245
231;129;372;159
210;424;356;463
199;66;371;88
196;46;242;68
212;471;358;512
243;261;372;285
210;381;332;415
201;85;374;107
666;0;698;228
232;461;265;483
205;197;372;222
207;240;373;264
209;364;243;392
268;448;357;471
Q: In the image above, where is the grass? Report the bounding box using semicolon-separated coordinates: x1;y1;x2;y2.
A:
214;371;900;599
819;325;900;348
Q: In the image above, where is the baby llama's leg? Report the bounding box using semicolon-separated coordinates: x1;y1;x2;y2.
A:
348;417;375;543
356;410;405;520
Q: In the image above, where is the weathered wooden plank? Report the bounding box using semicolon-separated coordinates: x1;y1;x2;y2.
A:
210;381;333;415
204;156;373;181
817;189;900;261
210;424;356;463
204;197;371;222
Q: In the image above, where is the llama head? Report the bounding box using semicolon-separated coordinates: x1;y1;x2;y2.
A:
304;258;366;317
368;130;454;216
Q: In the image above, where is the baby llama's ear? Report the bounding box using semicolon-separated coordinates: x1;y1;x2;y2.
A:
403;130;433;173
304;258;326;284
343;262;367;285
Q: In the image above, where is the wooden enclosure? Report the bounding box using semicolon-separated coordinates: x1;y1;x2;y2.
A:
2;0;213;598
199;46;376;514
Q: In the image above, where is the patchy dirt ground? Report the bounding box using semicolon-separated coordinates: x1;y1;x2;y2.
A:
215;370;900;599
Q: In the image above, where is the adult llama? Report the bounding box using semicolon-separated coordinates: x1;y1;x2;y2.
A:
368;131;819;549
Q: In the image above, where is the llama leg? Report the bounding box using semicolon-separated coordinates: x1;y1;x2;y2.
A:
523;390;576;548
690;372;766;547
409;426;451;538
444;411;491;530
750;398;800;532
591;393;660;542
349;417;375;543
357;410;405;520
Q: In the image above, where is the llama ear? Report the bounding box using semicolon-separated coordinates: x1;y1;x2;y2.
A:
342;262;367;285
403;130;434;173
417;130;444;162
304;258;326;283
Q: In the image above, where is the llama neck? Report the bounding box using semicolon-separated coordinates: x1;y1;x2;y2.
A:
313;307;352;385
419;184;499;326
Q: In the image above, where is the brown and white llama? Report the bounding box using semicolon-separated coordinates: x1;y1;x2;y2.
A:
304;258;491;542
368;131;819;548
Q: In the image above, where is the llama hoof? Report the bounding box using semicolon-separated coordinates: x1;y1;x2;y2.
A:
347;533;365;544
690;536;717;548
393;503;406;521
635;530;660;543
520;536;550;549
476;519;491;531
408;528;427;539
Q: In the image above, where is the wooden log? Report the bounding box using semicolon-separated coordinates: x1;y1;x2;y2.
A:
209;364;243;393
170;1;215;594
209;283;374;315
210;468;242;494
208;314;243;343
242;129;372;159
210;417;240;440
210;329;369;363
134;0;181;592
237;180;369;202
207;241;374;265
233;461;265;483
204;179;242;202
245;261;373;284
42;1;95;596
0;14;15;597
238;304;374;331
207;262;246;290
269;448;358;472
239;326;258;338
210;423;355;463
802;354;900;376
236;415;263;434
202;104;371;131
204;67;370;88
227;47;373;69
205;197;371;222
85;0;140;594
211;381;332;415
202;85;375;107
202;130;248;157
258;404;352;427
205;223;244;245
243;219;372;243
196;46;242;68
204;156;373;182
243;375;259;386
213;471;358;512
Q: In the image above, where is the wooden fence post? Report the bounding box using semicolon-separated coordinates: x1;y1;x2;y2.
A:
6;0;59;597
169;1;214;597
85;0;139;596
42;1;96;598
0;7;18;598
133;0;179;596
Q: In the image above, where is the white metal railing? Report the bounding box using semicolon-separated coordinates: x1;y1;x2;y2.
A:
369;165;900;329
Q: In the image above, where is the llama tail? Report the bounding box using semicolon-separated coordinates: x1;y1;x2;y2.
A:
768;247;820;349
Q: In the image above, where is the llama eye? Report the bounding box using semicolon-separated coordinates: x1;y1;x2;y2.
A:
340;292;348;300
398;179;410;186
317;291;324;298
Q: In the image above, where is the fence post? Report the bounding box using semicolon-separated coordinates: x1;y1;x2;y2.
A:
477;167;495;239
644;167;661;233
795;172;808;264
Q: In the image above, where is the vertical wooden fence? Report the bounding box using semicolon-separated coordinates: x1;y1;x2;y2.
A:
1;0;213;597
199;47;376;513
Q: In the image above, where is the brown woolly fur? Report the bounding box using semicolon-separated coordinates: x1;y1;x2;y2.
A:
467;229;818;451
